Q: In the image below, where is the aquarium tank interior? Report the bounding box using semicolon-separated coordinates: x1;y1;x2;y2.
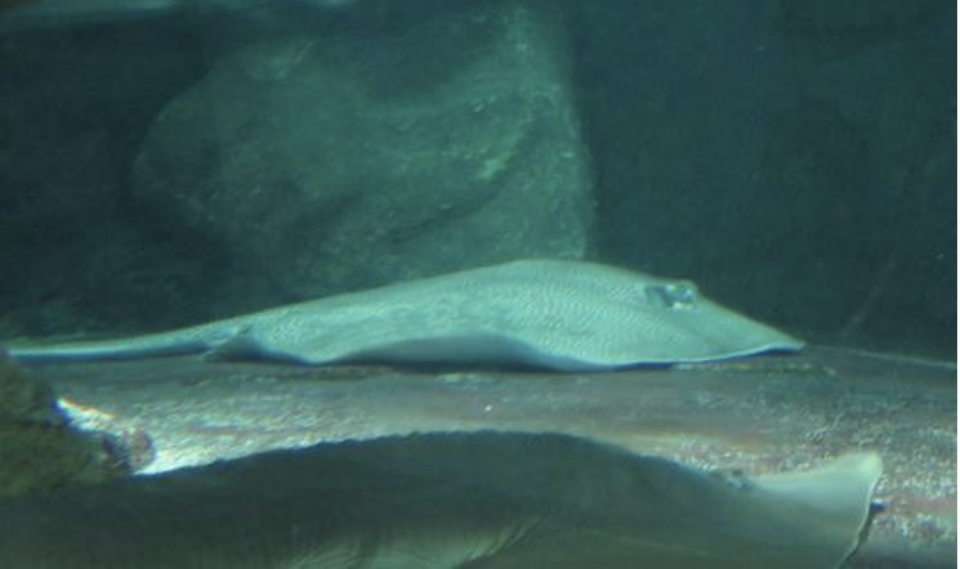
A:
0;0;955;567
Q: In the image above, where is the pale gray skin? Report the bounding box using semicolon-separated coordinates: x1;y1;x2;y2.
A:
5;259;803;371
0;431;882;569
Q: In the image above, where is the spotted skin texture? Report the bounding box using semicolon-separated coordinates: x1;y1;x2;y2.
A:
6;260;802;371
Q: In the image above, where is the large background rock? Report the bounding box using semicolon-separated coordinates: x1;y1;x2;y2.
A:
132;0;592;299
0;0;953;358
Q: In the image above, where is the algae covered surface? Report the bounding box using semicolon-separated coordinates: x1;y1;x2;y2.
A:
0;354;131;497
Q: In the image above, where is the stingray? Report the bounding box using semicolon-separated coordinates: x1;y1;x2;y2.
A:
5;259;802;371
0;431;882;568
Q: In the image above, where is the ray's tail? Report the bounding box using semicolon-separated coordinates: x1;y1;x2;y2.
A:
3;323;238;363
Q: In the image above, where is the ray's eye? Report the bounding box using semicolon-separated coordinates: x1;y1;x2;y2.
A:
644;282;698;310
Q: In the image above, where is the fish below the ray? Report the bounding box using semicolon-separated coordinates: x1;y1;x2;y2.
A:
5;259;803;371
0;431;882;569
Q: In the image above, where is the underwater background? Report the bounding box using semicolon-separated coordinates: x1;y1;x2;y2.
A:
0;1;956;568
0;0;954;360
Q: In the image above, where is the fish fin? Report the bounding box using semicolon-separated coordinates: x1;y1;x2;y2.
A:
752;453;884;565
